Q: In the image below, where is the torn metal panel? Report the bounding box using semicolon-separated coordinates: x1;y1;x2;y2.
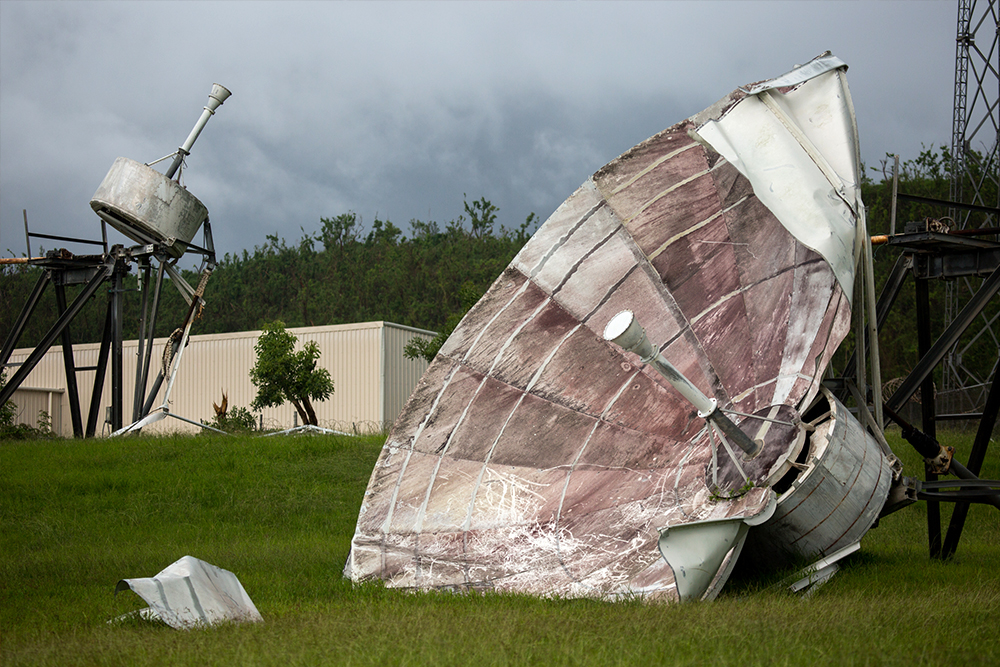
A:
659;493;776;602
693;53;863;297
348;53;889;601
782;541;862;598
115;556;262;629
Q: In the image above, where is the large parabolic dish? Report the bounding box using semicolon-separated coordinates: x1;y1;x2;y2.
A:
346;53;894;602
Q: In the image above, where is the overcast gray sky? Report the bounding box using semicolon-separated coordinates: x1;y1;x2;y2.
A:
1;1;957;264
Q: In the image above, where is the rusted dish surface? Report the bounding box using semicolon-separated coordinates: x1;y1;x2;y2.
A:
347;57;859;601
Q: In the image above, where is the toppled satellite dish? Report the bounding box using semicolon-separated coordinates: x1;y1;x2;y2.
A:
91;84;231;258
346;53;894;602
114;556;262;629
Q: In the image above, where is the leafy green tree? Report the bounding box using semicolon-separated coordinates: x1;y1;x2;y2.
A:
464;195;498;240
249;321;333;426
851;145;998;390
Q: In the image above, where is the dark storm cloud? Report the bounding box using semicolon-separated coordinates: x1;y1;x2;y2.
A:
1;1;956;262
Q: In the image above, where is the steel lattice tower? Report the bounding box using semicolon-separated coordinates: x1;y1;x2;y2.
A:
942;0;999;412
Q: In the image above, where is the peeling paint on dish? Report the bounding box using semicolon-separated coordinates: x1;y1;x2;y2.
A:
346;53;885;602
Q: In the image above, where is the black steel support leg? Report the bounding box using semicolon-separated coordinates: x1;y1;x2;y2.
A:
135;259;166;423
54;284;84;437
942;374;1000;557
888;265;1000;413
916;278;942;558
86;301;114;438
110;263;124;431
1;269;50;369
0;260;113;407
132;262;152;422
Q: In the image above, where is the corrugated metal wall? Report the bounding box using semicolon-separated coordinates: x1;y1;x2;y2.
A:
382;323;439;424
6;386;65;436
7;321;434;436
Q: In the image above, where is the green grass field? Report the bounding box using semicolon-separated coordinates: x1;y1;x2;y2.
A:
2;429;998;666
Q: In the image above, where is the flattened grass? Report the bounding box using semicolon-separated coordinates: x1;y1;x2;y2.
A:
1;429;998;666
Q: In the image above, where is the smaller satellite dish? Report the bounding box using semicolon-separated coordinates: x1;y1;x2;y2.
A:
91;157;208;258
90;83;230;258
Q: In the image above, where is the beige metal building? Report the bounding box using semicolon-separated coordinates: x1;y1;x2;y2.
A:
7;321;435;436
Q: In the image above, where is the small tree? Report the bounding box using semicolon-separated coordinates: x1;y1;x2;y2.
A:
249;321;333;426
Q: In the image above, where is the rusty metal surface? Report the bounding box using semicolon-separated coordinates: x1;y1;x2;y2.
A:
347;56;862;601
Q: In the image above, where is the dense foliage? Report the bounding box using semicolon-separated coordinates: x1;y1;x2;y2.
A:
403;280;485;363
2;149;996;387
249;321;334;426
0;370;57;440
842;147;998;395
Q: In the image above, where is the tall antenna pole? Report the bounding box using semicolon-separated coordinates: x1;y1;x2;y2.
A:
949;0;971;215
947;0;998;234
165;84;232;180
942;0;999;407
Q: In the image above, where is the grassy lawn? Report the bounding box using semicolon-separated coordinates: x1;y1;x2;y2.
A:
1;428;998;666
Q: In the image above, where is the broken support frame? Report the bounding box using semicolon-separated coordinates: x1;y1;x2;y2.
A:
1;223;217;437
834;186;1000;559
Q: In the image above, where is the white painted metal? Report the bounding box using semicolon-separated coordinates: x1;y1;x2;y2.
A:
112;296;212;436
115;555;261;629
177;84;231;158
660;518;746;603
657;492;775;602
161;83;232;179
785;541;861;596
742;386;893;565
603;310;716;416
740;52;848;96
862;227;884;430
604;310;761;458
90;157;209;257
694;55;863;298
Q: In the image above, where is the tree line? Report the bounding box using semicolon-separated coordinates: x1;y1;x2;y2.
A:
2;147;996;387
841;147;998;390
1;197;537;348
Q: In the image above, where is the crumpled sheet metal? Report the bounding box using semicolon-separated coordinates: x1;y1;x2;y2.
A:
695;52;864;297
346;53;861;601
115;556;263;629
